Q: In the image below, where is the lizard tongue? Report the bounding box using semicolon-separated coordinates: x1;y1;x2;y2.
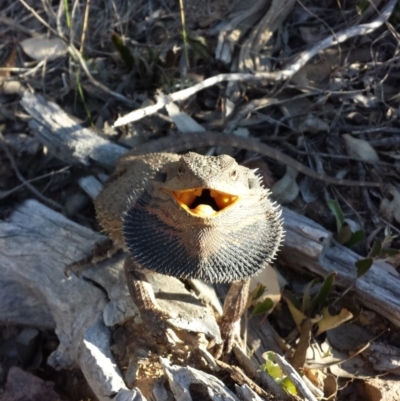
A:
184;204;217;217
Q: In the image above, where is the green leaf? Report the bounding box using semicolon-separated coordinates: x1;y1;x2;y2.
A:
346;230;365;248
263;361;282;379
284;293;307;331
379;248;400;258
262;352;283;379
252;298;274;316
252;284;266;301
356;0;370;15
283;290;302;311
327;200;344;233
281;377;297;396
338;225;352;245
111;32;134;70
355;258;373;277
309;273;336;315
369;239;382;258
302;278;319;314
262;351;275;362
187;34;210;60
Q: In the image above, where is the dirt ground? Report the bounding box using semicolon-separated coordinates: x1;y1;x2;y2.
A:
1;0;400;400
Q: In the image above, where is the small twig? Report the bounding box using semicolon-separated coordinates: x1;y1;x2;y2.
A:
0;132;64;211
114;0;397;127
273;353;318;401
17;0;59;36
289;318;312;370
80;0;91;53
178;0;189;71
0;167;70;200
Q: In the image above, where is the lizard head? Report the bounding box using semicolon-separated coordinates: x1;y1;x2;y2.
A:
159;152;254;218
123;152;284;283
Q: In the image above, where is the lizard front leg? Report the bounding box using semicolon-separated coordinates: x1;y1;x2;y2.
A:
124;255;172;342
216;279;250;358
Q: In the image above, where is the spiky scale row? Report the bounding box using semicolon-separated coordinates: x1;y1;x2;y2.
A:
123;185;284;283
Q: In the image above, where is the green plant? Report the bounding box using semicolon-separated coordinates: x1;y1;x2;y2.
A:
327;199;365;247
261;352;297;396
284;273;353;337
327;199;399;278
247;284;274;317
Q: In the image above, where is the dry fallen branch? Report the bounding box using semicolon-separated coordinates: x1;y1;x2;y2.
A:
114;0;397;127
274;354;318;401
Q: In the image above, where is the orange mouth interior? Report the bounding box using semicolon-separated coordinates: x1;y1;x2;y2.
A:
172;189;238;217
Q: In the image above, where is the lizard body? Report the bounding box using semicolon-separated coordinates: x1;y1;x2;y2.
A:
95;144;283;355
96;151;283;282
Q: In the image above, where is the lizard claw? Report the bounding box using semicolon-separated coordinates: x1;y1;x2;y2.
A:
64;238;118;277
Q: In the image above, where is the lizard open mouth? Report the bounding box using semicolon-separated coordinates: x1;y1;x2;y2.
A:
172;189;238;217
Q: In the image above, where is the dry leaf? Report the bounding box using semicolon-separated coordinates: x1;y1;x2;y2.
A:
299;114;330;134
342;134;379;162
271;167;299;204
315;307;353;336
20;37;67;61
380;186;400;223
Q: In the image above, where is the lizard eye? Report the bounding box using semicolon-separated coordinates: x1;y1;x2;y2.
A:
230;169;238;179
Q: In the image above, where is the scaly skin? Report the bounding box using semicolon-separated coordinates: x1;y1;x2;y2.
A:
95;148;284;355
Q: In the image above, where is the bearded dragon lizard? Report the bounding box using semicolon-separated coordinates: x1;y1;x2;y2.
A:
94;131;379;356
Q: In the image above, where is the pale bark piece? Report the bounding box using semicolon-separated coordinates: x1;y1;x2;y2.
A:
281;207;332;261
235;384;264;401
78;175;104;200
165;102;206;133
20;92;126;167
0;278;54;328
161;357;239;401
80;317;146;401
364;342;400;374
